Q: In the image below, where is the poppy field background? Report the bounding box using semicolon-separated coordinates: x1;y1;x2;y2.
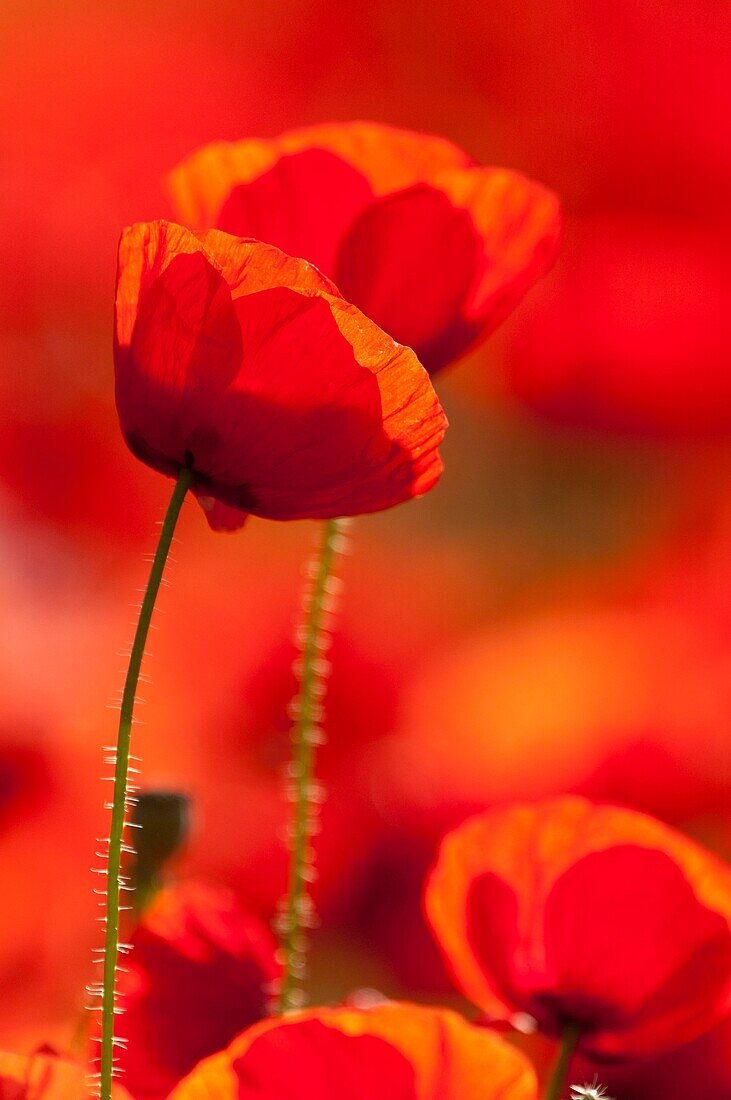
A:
1;0;730;1093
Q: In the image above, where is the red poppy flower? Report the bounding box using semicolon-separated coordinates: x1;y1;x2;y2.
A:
425;797;731;1058
0;1050;129;1100
170;1001;537;1100
114;220;447;531
115;882;279;1099
168;121;561;375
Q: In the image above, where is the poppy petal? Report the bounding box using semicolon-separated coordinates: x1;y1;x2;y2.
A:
186;284;445;518
335;183;482;371
435;167;562;335
167;121;472;233
271;122;475;192
116;248;243;479
235;1023;415;1099
541;846;731;1052
216;149;374;277
194;226;342;299
195;496;249;531
115;222;339;354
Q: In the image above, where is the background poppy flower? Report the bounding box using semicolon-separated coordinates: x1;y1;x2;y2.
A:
115;881;279;1100
0;1050;130;1100
168;121;561;375
376;591;731;831
0;732;103;1051
425;797;731;1057
114;220;447;531
170;1001;537;1100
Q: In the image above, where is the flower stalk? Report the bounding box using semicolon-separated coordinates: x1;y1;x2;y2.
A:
276;517;347;1012
544;1023;581;1100
97;466;192;1100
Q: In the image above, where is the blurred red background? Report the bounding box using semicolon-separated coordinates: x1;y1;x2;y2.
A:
1;0;729;1064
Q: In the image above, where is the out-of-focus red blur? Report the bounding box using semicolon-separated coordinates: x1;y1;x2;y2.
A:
0;4;729;1088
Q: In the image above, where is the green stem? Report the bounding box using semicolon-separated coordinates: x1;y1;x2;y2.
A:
277;517;344;1013
544;1023;581;1100
99;467;191;1100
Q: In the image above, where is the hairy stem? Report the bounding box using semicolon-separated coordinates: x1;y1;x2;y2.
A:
277;517;345;1012
544;1023;581;1100
98;467;191;1099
